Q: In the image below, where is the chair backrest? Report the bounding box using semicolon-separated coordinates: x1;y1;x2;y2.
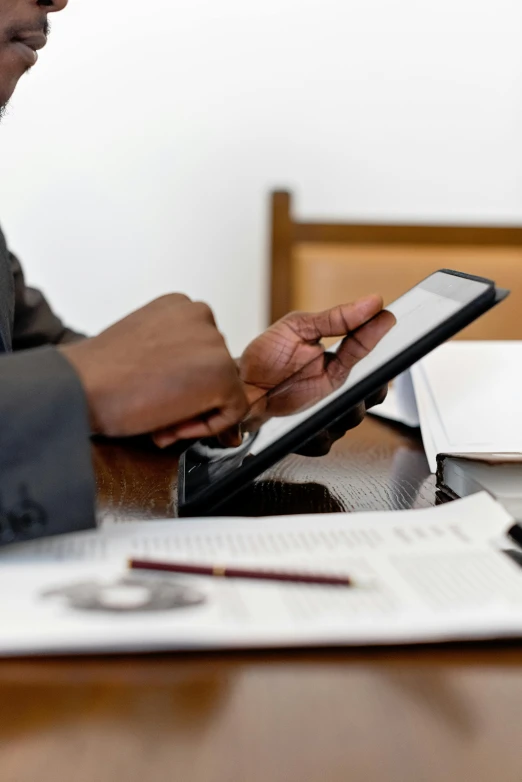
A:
270;191;522;339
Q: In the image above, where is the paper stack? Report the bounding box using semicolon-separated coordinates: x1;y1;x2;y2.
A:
374;342;522;470
0;494;522;655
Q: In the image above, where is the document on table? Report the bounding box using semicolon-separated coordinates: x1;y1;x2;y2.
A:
1;493;522;655
411;341;522;471
370;342;522;472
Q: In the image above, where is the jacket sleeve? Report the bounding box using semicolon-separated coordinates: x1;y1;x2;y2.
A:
0;347;96;545
10;252;86;350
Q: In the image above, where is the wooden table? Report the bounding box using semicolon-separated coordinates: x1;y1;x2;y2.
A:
2;417;521;782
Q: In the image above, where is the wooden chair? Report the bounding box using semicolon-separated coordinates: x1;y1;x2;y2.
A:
270;191;522;339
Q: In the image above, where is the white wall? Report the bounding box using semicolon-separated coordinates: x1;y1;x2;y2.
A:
0;0;521;354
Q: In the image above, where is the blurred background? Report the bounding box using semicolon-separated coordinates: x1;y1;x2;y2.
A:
0;0;521;354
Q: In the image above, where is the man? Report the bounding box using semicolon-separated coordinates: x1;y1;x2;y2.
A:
0;0;389;544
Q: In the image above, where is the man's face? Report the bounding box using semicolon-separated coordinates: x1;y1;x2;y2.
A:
0;0;68;113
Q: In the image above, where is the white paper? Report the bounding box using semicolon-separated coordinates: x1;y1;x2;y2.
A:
410;342;522;471
0;494;522;655
370;370;420;428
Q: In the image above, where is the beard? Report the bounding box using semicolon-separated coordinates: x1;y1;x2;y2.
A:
0;18;50;123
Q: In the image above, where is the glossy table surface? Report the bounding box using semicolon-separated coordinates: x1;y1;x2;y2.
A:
2;416;522;782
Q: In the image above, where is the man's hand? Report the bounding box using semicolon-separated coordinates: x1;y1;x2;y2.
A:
149;294;395;452
240;294;393;412
238;295;395;454
60;294;249;443
240;295;384;398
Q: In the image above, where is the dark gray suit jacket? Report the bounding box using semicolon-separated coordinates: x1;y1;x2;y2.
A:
0;227;96;545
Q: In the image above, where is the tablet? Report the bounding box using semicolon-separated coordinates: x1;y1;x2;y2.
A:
178;269;508;517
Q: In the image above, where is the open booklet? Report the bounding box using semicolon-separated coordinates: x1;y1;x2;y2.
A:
0;493;522;655
372;341;522;472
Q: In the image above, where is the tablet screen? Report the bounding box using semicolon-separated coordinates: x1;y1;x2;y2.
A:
180;271;492;511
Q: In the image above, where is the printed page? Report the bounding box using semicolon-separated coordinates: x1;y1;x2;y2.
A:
1;494;522;654
0;492;509;564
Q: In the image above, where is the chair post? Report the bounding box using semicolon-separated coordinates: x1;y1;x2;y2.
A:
270;190;294;324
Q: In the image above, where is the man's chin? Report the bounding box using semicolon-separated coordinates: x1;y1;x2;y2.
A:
0;86;11;122
0;67;23;121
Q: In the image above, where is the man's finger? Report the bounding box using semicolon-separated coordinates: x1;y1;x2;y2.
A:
153;426;184;449
217;425;243;448
281;295;384;343
153;418;218;448
294;403;367;456
153;396;247;449
327;403;367;437
329;310;397;382
365;386;388;410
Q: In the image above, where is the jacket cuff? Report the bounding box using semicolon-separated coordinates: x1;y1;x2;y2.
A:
0;347;96;544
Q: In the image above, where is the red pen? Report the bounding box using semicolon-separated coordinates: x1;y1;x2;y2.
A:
129;559;354;587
